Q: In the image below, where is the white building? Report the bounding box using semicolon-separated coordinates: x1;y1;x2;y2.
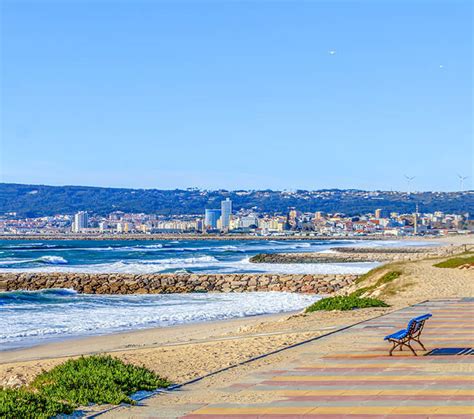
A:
72;211;88;233
220;198;232;230
241;215;258;228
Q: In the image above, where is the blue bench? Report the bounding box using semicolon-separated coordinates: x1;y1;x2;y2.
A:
384;314;432;356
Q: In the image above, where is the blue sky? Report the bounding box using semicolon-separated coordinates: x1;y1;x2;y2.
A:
1;0;472;191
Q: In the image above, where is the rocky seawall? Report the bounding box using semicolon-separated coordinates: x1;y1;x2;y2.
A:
331;247;433;254
250;245;470;264
0;272;358;295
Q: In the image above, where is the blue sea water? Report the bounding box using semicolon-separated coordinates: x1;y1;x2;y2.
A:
0;239;383;274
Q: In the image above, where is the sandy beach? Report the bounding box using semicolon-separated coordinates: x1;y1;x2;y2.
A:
1;235;472;392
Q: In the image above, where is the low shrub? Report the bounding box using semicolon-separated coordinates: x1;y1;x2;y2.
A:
305;295;389;312
434;255;474;268
32;355;170;406
0;387;73;419
0;355;170;418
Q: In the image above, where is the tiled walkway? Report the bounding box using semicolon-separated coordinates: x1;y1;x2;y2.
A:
183;299;474;418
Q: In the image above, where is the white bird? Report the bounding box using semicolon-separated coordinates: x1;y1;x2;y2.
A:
329;50;336;55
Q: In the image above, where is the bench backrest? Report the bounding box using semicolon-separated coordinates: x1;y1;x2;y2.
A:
406;314;432;336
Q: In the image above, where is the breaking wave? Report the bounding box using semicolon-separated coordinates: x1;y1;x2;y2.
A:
0;290;320;349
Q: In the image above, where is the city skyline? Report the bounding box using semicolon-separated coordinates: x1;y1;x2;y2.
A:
1;1;472;191
1;203;469;237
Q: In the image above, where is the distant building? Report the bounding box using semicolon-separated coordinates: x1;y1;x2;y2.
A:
204;209;221;229
314;211;326;220
375;209;391;219
117;222;129;233
72;211;88;233
241;215;258;228
220;198;232;230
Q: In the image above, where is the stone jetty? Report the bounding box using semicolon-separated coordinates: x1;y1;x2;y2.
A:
249;245;470;264
0;272;358;295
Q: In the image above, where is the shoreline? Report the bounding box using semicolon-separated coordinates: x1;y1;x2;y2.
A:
0;310;291;362
0;233;452;241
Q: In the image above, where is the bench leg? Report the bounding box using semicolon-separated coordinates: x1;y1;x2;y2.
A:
413;338;426;351
389;340;417;356
406;342;417;356
389;342;399;356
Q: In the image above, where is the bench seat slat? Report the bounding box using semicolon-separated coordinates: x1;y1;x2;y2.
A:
385;329;408;340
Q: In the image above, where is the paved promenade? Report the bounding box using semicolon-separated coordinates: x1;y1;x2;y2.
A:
108;298;474;418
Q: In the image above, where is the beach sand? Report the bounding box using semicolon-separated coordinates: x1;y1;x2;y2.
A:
0;306;391;387
1;235;472;391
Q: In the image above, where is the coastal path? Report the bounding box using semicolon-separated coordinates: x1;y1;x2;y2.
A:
102;298;474;418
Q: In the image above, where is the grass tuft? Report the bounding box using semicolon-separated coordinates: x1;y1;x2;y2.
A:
434;255;474;268
0;355;170;418
353;265;389;284
350;271;401;298
305;295;389;312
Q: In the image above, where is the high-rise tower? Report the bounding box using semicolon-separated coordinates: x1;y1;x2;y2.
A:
72;211;88;233
220;198;232;230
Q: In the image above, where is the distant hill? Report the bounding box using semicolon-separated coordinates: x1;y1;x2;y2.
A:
0;183;472;217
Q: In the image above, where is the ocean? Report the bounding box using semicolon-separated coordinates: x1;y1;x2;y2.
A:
0;289;320;350
0;239;380;274
0;238;429;349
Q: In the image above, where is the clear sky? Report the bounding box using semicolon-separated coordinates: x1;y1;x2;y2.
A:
1;0;472;191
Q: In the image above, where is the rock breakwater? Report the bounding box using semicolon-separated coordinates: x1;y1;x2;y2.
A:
250;245;470;264
0;272;359;294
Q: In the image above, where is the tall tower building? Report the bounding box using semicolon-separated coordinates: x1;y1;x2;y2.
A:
220;198;232;230
72;211;88;233
413;204;419;235
204;209;221;229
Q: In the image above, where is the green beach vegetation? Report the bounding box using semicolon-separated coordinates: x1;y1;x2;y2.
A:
434;255;474;268
305;295;389;312
351;271;402;298
305;269;403;312
0;387;73;419
0;355;170;418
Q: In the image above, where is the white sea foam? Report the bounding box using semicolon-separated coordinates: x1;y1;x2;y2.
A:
38;256;68;264
4;243;45;248
90;244;164;252
221;258;380;275
0;291;320;349
0;258;35;266
0;255;68;266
